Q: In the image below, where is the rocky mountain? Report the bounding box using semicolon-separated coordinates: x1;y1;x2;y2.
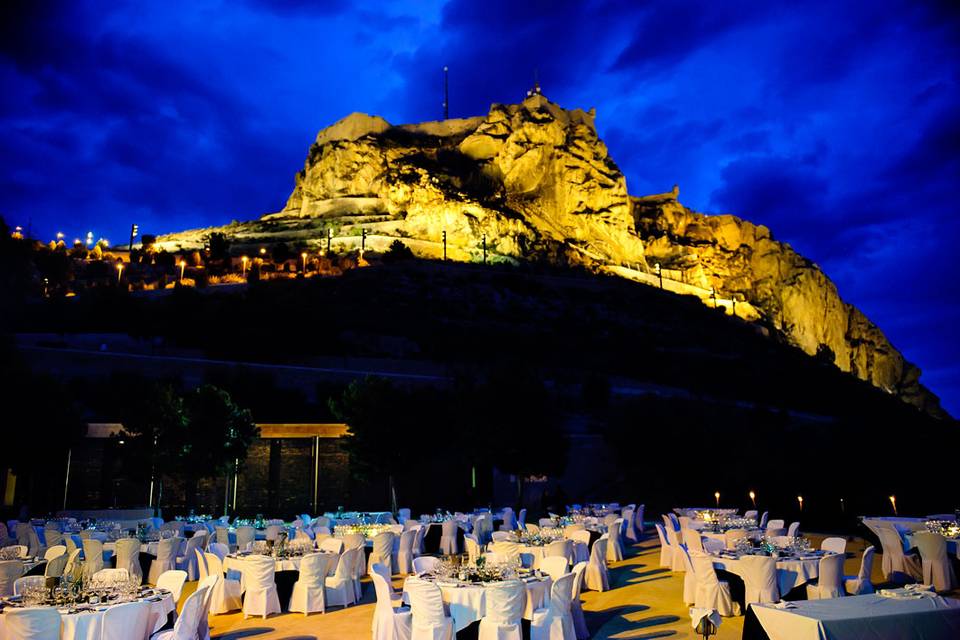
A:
156;92;944;417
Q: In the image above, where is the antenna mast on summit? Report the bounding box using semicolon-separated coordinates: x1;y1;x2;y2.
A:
443;66;449;120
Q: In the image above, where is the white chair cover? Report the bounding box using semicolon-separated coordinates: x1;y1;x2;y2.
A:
786;522;800;537
621;507;637;543
744;510;758;521
149;537;180;585
16;523;42;558
690;551;738;616
203;552;242;614
396;528;417;575
413;556;441;574
606;519;624;563
371;568;412;640
914;531;958;592
82;538;105;580
877;527;922;582
115;537;144;583
723;529;748;550
584;537;609;592
662;523;685;572
683;528;704;553
265;525;283;541
491;532;513;542
570;561;589;640
65;535;81;558
101;599;151;640
544;539;573;566
14;575;45;595
634;504;645;536
343;533;366;550
325;547;359;608
368;531;396;576
567;530;591;564
320;537;345;554
501;508;518;531
235;526;256;552
152;584;208;640
241;554;281;619
0;560;20;597
289;552;332;614
531;572;575;640
821;537;847;555
413;525;427;557
157;569;188;602
740;554;779;605
758;512;769;529
3;607;62;639
44;531;64;551
679;546;696;604
541;556;569;583
806;553;845;599
407;577;455;640
215;526;234;551
209;541;229;560
478;579;525;640
439;520;459;555
464;534;481;563
178;532;207;581
654;524;673;569
844;545;875;595
766;519;785;532
64;548;82;577
45;550;69;578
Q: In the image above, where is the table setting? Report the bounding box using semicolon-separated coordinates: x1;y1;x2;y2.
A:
402;555;551;631
711;537;827;595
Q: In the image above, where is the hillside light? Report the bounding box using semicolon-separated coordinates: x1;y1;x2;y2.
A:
241;256;248;277
178;260;186;283
797;495;803;511
260;247;266;255
655;262;663;288
749;490;756;507
714;491;720;507
301;252;308;273
116;263;124;283
56;231;64;240
86;231;94;246
889;495;897;515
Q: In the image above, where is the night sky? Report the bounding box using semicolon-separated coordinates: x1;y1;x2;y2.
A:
2;1;958;415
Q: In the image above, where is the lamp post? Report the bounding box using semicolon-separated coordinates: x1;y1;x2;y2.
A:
116;263;124;284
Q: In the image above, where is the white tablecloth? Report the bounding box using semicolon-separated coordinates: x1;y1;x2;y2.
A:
0;594;174;640
750;593;960;640
402;578;551;631
712;554;821;595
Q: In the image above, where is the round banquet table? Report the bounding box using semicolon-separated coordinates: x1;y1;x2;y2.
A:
711;553;823;596
222;552;337;607
401;577;551;632
0;593;174;640
701;528;763;548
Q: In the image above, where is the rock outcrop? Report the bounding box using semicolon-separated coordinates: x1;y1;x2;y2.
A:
156;92;944;417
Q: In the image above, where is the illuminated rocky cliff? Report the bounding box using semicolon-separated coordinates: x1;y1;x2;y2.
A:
157;93;944;416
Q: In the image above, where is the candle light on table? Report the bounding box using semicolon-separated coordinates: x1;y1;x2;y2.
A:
797;495;803;511
889;495;897;515
714;491;720;507
749;491;756;508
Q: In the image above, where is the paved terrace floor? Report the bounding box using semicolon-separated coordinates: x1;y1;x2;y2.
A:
171;532;950;640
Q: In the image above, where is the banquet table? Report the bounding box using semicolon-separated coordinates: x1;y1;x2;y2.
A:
401;577;551;632
701;528;763;547
743;592;960;640
0;591;175;640
711;552;822;595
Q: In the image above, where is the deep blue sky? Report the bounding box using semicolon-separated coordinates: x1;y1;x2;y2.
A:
2;1;958;414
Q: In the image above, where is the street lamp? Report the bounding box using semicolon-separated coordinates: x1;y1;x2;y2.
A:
301;252;308;273
749;490;756;507
241;256;248;278
797;495;804;511
116;263;124;284
714;491;720;507
259;247;266;256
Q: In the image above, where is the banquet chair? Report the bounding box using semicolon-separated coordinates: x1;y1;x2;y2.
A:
371;561;403;605
45;549;69;578
567;530;591;564
464;534;482;563
64;548;82;577
371;569;412;640
11;544;29;558
44;530;64;550
82;538;105;580
344;533;367;550
743;510;758;521
531;572;576;640
326;546;360;608
202;553;242;614
606;519;624;563
914;531;957;592
368;531;397;576
209;541;229;560
16;523;43;558
215;526;235;551
14;575;45;595
821;537;847;555
196;549;209;581
93;568;130;583
404;519;421;531
622;506;637;543
0;560;21;597
178;531;207;580
102;599;152;640
662;524;685;572
758;512;769;529
407;576;455;640
396;528;417;575
545;539;573;566
235;526;256;552
3;607;62;639
150;583;208;640
196;575;218;640
413;525;427;558
806;553;845;599
478;578;525;640
667;513;681;531
602;514;618;535
157;569;188;602
765;519;785;534
541;555;569;583
654;524;673;569
413;556;441;574
440;520;459;555
682;528;704;553
691;550;739;616
491;541;527;567
502;508;518;531
877;527;922;583
65;535;81;558
265;525;283;541
116;537;144;584
740;554;779;605
289;552;333;615
492;531;513;542
43;544;66;561
321;537;345;554
570;562;589;639
844;546;876;595
584;537;609;592
679;546;697;604
634;504;645;536
518;509;527;529
677;516;692;532
786;522;800;538
241;554;281;619
398;508;412;523
149;537;181;585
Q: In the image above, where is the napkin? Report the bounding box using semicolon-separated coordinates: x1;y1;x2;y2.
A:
772;601;796;609
904;583;934;592
689;607;722;631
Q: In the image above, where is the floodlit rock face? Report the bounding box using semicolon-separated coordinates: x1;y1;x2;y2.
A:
633;197;943;416
156;93;943;416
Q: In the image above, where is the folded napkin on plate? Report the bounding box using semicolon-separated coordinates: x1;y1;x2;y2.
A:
772;601;795;609
904;583;934;591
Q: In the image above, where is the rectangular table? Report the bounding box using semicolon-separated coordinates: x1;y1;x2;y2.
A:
744;593;960;640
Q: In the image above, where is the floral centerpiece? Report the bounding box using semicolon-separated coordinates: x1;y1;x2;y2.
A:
334;523;392;539
925;520;960;538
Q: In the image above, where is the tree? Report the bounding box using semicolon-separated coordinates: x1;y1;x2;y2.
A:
207;233;230;261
